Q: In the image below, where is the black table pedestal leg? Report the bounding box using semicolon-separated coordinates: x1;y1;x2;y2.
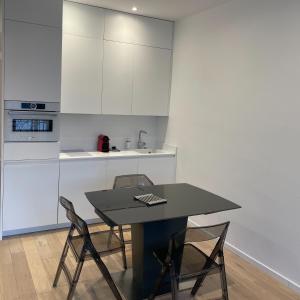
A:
131;217;188;299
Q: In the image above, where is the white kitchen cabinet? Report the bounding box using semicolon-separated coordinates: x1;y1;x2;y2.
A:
61;33;102;114
63;1;104;38
4;0;62;27
102;41;133;115
132;45;172;116
138;157;176;184
106;158;139;189
3;160;59;232
104;10;173;49
58;159;106;223
4;20;62;102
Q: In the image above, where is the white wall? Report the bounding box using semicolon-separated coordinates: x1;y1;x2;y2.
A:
166;0;300;290
60;114;168;151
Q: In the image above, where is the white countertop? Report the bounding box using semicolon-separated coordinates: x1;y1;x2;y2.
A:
59;149;176;161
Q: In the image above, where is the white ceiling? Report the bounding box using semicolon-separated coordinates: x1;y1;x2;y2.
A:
72;0;231;21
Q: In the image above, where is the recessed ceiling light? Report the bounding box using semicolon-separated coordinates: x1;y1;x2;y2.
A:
132;6;137;12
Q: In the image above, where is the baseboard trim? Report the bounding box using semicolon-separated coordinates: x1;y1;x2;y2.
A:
2;218;102;237
188;218;300;294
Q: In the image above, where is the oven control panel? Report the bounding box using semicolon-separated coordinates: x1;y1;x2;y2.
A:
21;102;46;110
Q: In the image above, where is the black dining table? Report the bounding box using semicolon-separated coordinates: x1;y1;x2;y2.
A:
86;183;241;300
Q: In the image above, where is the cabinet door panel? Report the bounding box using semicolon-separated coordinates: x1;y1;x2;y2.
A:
102;41;133;115
3;160;59;231
5;0;62;27
4;20;62;102
132;46;172;116
104;10;173;49
138;157;176;184
106;158;138;189
58;160;106;223
61;34;102;114
63;1;104;38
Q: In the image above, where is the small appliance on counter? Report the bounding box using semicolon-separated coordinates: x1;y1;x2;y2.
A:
97;135;110;152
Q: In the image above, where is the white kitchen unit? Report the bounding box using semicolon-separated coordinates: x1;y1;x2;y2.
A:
104;10;173;49
61;34;103;114
61;1;174;116
106;157;139;189
4;20;62;102
61;2;104;114
4;0;62;28
138;156;176;184
132;45;172;116
58;159;106;223
58;150;177;225
102;40;133;115
3;160;59;232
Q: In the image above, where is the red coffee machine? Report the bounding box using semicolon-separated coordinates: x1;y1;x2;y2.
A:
97;135;110;152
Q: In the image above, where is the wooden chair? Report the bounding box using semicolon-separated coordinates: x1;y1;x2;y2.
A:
53;196;124;300
149;222;230;300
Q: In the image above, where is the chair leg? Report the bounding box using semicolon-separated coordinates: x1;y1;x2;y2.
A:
148;265;169;300
191;273;207;296
53;240;70;287
118;225;127;269
219;255;229;300
66;260;84;300
170;262;179;300
93;256;123;300
107;226;114;248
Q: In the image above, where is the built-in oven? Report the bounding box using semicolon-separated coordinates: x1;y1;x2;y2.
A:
4;101;60;142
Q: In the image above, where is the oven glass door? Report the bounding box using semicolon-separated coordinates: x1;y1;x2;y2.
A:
4;111;59;142
12;119;53;132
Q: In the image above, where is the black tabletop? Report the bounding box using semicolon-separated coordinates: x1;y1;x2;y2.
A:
86;183;241;226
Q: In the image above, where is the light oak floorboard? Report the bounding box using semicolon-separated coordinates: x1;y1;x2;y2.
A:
0;225;298;300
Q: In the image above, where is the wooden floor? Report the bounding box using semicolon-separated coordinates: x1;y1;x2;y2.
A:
0;225;299;300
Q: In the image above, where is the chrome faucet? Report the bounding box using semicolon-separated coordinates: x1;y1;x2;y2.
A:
137;130;147;149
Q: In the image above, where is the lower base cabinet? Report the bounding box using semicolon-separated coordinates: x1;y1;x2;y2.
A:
138;157;176;184
2;155;177;233
3;160;59;232
58;159;106;223
58;156;176;224
105;157;138;189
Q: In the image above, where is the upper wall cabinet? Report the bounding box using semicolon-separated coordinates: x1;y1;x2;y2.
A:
102;40;133;115
61;34;103;114
63;1;104;38
61;2;104;114
104;10;173;49
4;20;62;102
4;0;62;27
132;46;172;116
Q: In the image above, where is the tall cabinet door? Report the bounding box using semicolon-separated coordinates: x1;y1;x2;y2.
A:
58;159;106;223
3;160;59;232
61;2;104;114
132;45;172;116
61;34;102;114
4;20;62;102
102;41;133;115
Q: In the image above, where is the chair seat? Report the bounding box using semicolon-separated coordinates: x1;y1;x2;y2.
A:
70;230;123;260
154;243;220;279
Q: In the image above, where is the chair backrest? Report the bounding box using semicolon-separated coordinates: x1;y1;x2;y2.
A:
60;196;75;212
113;174;154;189
170;222;230;260
59;196;90;238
